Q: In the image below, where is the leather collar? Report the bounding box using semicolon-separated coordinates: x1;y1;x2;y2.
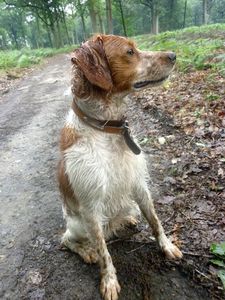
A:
71;100;141;155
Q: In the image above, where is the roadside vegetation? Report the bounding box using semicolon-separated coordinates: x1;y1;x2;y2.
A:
1;23;225;76
135;23;225;74
0;45;75;72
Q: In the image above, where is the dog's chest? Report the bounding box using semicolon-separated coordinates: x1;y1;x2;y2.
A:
65;132;147;201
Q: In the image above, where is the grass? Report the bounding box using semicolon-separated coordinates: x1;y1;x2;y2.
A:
0;45;76;72
210;242;225;290
134;23;225;74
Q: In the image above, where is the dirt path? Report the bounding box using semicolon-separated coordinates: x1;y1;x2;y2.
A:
0;55;211;300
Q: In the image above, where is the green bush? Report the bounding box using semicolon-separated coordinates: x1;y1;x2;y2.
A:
134;24;225;73
0;45;76;71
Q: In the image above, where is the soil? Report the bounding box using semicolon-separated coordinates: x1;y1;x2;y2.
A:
0;54;224;300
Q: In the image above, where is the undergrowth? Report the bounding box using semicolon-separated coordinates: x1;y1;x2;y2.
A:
210;242;225;290
1;24;225;76
0;45;75;71
134;24;225;75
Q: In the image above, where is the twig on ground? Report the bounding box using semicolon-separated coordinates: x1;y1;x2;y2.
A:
195;269;218;284
182;251;212;258
165;225;185;235
107;238;123;245
126;244;146;254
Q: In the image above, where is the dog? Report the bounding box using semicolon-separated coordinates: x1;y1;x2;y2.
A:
58;34;182;300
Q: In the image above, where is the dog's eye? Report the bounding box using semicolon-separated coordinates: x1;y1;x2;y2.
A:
127;49;134;56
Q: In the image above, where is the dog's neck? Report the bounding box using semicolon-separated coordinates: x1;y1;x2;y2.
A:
75;94;128;121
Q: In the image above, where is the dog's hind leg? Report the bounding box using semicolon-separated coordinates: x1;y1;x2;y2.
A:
104;204;141;240
134;184;182;260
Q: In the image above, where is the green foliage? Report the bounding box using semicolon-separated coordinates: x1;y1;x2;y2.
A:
0;46;76;70
134;24;225;74
211;242;225;256
210;242;225;290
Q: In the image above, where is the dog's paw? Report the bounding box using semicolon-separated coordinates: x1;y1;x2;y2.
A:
100;274;121;300
78;245;99;264
124;215;139;226
162;240;182;260
62;238;99;264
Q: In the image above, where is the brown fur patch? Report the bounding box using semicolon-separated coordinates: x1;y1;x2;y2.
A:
57;159;79;212
58;159;75;200
60;126;80;152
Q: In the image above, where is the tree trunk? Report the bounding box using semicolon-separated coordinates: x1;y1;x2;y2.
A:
169;0;174;30
35;14;41;48
98;12;104;33
88;0;98;33
203;0;208;24
106;0;113;34
118;0;127;36
183;0;187;28
77;0;87;39
62;10;71;45
80;14;87;39
46;27;53;47
151;2;159;34
56;19;63;48
10;26;19;49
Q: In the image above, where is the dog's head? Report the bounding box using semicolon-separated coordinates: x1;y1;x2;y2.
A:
71;34;176;98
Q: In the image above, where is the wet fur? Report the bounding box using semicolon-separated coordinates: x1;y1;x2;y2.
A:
58;34;182;300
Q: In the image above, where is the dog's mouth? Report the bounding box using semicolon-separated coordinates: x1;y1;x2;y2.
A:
133;76;168;89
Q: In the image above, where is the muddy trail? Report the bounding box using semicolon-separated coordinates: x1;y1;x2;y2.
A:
0;54;217;300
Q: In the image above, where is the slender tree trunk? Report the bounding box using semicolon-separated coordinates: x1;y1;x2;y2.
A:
169;0;174;30
106;0;113;34
20;14;26;46
56;17;63;47
203;0;208;24
80;14;87;39
88;0;98;33
151;2;159;34
118;0;127;36
35;14;41;48
98;12;104;33
10;26;19;49
62;10;71;45
46;27;53;47
183;0;187;28
77;0;87;39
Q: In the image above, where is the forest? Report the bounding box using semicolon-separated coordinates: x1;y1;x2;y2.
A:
0;0;225;50
0;0;225;299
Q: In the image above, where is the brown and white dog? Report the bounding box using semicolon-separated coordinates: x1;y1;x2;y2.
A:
58;34;182;300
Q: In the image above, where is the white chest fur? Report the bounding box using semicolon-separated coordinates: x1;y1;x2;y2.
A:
64;110;148;218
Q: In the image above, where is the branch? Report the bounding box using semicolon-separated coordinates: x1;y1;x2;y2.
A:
139;0;153;9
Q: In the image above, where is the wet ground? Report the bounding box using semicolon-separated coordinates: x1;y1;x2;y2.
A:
0;54;219;299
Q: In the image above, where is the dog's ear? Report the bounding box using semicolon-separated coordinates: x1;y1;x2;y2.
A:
71;36;113;91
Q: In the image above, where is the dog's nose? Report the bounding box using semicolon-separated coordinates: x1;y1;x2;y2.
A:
167;52;176;63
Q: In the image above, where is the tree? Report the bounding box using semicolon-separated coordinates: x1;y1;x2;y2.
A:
114;0;127;36
105;0;113;34
140;0;159;34
203;0;208;24
4;0;66;48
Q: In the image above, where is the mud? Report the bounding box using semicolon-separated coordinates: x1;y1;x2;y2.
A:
0;55;210;299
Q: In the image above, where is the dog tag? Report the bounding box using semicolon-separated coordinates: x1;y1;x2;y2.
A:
123;127;141;155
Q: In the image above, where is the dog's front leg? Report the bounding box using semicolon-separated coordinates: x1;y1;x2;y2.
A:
83;214;121;300
134;185;182;259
